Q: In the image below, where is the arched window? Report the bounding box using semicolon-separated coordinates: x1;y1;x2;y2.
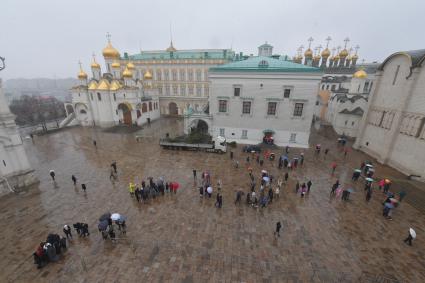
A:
258;60;269;68
149;102;152;111
137;110;141;118
142;103;147;113
80;109;87;114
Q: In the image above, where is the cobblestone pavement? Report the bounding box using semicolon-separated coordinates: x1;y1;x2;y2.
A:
1;118;424;283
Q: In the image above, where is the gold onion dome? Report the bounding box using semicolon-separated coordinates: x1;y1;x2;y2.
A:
78;70;88;79
304;48;313;58
144;70;153;79
112;61;121;68
122;67;133;78
352;54;359;60
126;62;135;70
353;69;367;79
339;49;349;57
91;60;100;69
102;42;120;59
321;48;331;57
314;54;321;61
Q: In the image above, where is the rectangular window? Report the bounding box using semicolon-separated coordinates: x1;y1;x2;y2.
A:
219;128;225;136
113;93;116;101
321;85;325;90
242;130;248;139
156;70;162;81
164;70;169;80
242;101;251;114
331;85;336;91
196;70;202;81
180;85;186;96
234;87;241;97
416;118;425;138
204;70;208;80
284;88;291;98
293;103;304;116
188;70;193;81
289;133;296;142
165;85;170;95
188;85;194;95
173;85;178;95
180;70;185;81
363;82;370;93
97;93;101;101
172;70;177;81
78;93;81;97
218;100;227;113
90;93;93;100
267;102;277;115
158;85;163;95
196;85;202;96
204;86;209;96
392;65;400;85
326;85;330;90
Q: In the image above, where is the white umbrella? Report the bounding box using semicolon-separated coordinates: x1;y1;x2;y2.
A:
365;178;374;182
261;170;267;174
366;164;373;167
207;187;213;194
354;169;362;172
410;228;416;239
263;176;270;183
111;213;121;221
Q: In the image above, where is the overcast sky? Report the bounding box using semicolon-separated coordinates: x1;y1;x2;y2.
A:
1;0;424;80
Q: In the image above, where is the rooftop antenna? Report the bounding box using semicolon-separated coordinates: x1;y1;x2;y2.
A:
325;36;332;49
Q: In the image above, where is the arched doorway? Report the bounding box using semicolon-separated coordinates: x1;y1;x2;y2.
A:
190;119;209;134
65;104;74;115
118;103;132;125
169;102;178;116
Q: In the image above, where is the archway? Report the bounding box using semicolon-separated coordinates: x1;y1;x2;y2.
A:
118;103;132;125
190;119;209;134
65;104;74;115
169;102;178;116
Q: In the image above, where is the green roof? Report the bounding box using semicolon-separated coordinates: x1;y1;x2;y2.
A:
127;49;235;61
210;56;322;73
259;43;273;48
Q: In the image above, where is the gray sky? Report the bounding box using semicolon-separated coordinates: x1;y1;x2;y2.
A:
1;0;424;80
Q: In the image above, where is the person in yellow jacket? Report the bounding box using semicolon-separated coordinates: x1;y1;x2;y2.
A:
128;182;135;196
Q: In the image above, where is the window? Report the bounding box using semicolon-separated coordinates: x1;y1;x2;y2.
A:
78;93;81;97
234;87;241;97
188;70;193;81
289;133;296;142
173;85;178;95
90;93;93;100
149;102;152;111
156;70;162;81
219;128;225;136
267;102;277;115
165;85;170;95
196;85;202;96
315;101;319;106
345;120;348;125
242;130;248;139
321;84;325;90
97;93;101;101
218;100;227;113
293;103;304;116
180;85;186;96
204;86;209;96
188;85;194;95
204;70;208;80
172;70;177;81
363;82;370;93
158;85;163;95
326;85;330;90
113;93;116;101
196;69;202;81
352;121;355;126
180;70;185;80
392;65;400;85
284;88;291;98
242;101;251;114
331;85;336;91
369;81;373;92
164;70;169;80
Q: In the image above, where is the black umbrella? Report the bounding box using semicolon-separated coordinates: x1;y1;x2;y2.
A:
99;212;111;222
98;220;108;231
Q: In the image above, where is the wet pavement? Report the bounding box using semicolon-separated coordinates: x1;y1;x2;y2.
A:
1;118;425;283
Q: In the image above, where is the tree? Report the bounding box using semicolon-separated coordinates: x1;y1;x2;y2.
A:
9;95;65;131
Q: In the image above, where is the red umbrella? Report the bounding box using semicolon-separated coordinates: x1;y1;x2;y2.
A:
171;182;180;190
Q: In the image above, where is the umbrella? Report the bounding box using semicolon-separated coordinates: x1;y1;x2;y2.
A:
207;187;213;194
99;212;111;222
118;215;127;222
389;198;399;203
111;213;121;221
347;188;354;193
261;170;267;174
385;179;391;184
365;178;374;182
172;182;180;190
354;169;362;172
410;228;416;239
263;176;270;182
98;220;108;231
385;203;394;209
368;169;375;172
366;164;373;167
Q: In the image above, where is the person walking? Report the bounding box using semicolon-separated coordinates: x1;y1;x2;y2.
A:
275;186;280;199
81;183;87;192
215;193;221;207
300;153;304;166
135;186;141;202
285;146;289;154
330;180;339;196
235;190;243;204
230;151;234;159
49;170;55;181
404;228;416;246
218;194;223;208
366;187;372;202
295;182;300;194
307;180;312;193
300;183;307;197
331;162;337;174
324;148;329;159
111;161;117;174
93;140;97;148
246;156;250;163
274;222;282;237
284;172;289;182
71;175;77;186
63;225;72;239
268;187;274;203
193;169;197;181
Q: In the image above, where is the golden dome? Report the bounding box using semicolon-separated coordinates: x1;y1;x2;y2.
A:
78;70;88;80
353;69;367;79
144;70;152;80
321;48;331;57
110;80;122;91
91;60;100;69
122;67;133;78
313;54;321;61
339;49;348;57
352;54;359;60
97;79;110;90
111;61;121;68
304;48;313;58
102;42;120;59
333;54;340;60
88;81;98;90
126;62;135;70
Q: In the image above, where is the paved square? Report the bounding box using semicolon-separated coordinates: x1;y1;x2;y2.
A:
1;118;424;282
